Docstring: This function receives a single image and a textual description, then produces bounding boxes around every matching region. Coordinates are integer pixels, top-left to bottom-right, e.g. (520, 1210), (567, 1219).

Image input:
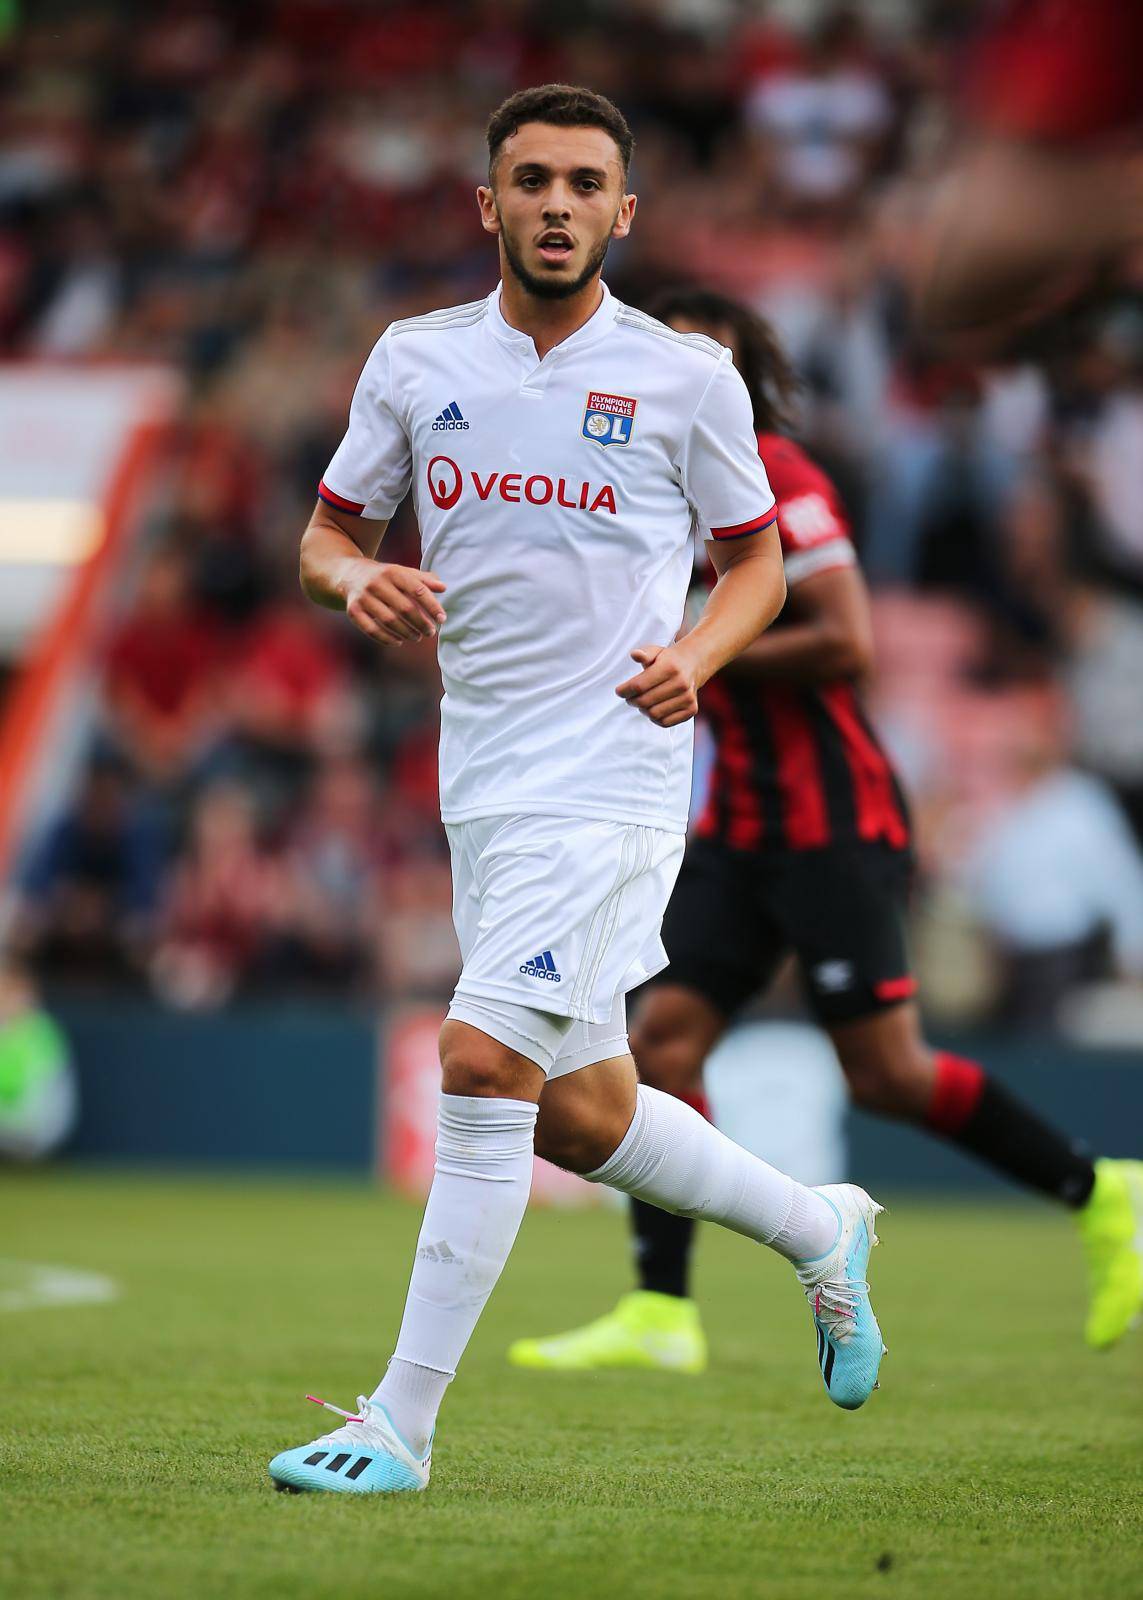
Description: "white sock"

(370, 1358), (450, 1457)
(371, 1093), (537, 1454)
(586, 1085), (838, 1262)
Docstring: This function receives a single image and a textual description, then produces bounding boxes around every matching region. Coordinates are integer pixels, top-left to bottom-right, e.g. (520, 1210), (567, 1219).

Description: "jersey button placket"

(519, 356), (554, 400)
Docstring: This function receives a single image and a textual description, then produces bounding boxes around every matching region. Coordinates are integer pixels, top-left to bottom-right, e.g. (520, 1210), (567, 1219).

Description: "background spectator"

(12, 755), (161, 987)
(3, 0), (1142, 1033)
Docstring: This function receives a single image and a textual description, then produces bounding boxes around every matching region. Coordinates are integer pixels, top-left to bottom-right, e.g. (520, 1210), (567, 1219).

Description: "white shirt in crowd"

(320, 282), (776, 833)
(965, 768), (1143, 973)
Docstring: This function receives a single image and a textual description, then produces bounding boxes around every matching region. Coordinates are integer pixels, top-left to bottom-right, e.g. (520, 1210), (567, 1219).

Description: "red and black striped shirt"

(695, 434), (910, 855)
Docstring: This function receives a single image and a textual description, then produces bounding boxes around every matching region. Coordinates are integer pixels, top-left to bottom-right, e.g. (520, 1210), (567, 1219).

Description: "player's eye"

(577, 180), (600, 192)
(519, 175), (543, 189)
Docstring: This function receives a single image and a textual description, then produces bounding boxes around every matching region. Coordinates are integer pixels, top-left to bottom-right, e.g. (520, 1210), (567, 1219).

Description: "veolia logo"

(425, 455), (618, 516)
(427, 455), (463, 510)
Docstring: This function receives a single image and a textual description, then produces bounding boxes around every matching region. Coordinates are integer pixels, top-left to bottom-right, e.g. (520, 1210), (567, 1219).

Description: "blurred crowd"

(4, 0), (1143, 1027)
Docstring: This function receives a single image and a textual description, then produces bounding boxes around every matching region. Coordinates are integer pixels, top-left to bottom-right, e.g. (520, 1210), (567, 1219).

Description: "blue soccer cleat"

(795, 1185), (887, 1411)
(269, 1395), (431, 1494)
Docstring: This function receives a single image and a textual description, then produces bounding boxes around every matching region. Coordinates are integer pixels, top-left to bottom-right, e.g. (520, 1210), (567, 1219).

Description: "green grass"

(2, 1171), (1140, 1600)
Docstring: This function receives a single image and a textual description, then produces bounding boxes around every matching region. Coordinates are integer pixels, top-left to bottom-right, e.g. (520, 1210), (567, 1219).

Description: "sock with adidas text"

(372, 1093), (537, 1454)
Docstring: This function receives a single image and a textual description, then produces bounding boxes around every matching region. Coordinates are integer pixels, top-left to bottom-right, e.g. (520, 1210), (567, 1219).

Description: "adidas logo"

(417, 1239), (459, 1264)
(432, 401), (469, 432)
(520, 950), (561, 983)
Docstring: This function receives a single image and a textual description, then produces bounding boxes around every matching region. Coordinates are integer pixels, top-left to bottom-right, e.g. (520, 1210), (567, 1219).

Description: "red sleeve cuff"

(318, 480), (366, 514)
(709, 506), (778, 541)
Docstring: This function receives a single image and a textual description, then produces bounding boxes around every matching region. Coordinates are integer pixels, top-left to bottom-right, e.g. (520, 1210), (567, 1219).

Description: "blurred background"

(1, 0), (1141, 1185)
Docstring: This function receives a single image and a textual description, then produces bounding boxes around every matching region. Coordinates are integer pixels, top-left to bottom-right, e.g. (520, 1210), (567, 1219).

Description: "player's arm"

(300, 329), (442, 645)
(616, 352), (784, 728)
(722, 562), (874, 683)
(616, 528), (785, 728)
(299, 500), (445, 644)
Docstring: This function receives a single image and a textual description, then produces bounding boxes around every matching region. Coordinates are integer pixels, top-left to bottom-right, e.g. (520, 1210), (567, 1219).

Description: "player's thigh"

(535, 1053), (638, 1174)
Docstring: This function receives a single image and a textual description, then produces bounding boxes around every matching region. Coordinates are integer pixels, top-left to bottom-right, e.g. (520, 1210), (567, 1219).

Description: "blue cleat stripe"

(327, 1452), (351, 1472)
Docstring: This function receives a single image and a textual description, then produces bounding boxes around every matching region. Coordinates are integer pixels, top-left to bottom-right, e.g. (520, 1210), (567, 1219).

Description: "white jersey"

(320, 282), (776, 832)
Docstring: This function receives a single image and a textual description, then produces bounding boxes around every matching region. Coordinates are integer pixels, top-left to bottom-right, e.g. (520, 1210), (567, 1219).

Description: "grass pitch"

(2, 1170), (1140, 1600)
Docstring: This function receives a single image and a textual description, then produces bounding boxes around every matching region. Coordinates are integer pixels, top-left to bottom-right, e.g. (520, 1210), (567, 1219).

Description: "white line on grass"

(0, 1260), (119, 1313)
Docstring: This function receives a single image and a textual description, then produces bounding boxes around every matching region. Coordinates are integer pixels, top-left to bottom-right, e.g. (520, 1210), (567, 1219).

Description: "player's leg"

(508, 983), (724, 1374)
(624, 841), (789, 1310)
(627, 984), (723, 1301)
(788, 840), (1141, 1349)
(531, 1049), (887, 1410)
(828, 998), (1089, 1186)
(268, 1015), (558, 1495)
(269, 815), (582, 1494)
(533, 1046), (832, 1257)
(827, 1001), (1142, 1348)
(369, 1020), (543, 1439)
(508, 840), (783, 1373)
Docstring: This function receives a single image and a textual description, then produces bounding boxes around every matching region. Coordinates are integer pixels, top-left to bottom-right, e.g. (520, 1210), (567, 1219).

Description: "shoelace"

(805, 1279), (868, 1345)
(305, 1394), (391, 1453)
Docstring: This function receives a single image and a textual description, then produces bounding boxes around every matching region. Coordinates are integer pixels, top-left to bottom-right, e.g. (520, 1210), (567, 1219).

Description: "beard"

(500, 222), (613, 301)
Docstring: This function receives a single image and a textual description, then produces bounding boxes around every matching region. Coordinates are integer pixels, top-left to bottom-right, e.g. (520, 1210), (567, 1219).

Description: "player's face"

(478, 123), (636, 300)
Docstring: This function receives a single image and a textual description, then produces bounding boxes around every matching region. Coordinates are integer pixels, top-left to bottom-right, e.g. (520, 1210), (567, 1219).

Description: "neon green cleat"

(1077, 1158), (1143, 1349)
(507, 1290), (708, 1373)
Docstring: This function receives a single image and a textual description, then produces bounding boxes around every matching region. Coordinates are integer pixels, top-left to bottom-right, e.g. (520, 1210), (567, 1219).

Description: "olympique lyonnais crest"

(582, 390), (637, 448)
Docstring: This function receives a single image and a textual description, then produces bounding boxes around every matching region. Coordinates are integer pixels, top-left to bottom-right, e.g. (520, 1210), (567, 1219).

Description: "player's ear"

(476, 184), (501, 236)
(611, 191), (636, 242)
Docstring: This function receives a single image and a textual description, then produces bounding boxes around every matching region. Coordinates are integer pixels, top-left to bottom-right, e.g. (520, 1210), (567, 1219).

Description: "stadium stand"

(3, 0), (1143, 1030)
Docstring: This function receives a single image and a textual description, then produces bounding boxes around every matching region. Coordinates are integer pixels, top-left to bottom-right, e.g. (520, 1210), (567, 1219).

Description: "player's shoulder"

(611, 302), (728, 370)
(387, 297), (489, 340)
(756, 431), (853, 555)
(756, 432), (836, 501)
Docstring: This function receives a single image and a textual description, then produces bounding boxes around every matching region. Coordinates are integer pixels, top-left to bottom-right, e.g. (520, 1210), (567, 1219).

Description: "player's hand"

(615, 643), (701, 728)
(343, 560), (447, 645)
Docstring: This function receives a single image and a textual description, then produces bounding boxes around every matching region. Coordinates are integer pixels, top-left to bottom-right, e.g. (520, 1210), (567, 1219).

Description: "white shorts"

(446, 814), (686, 1073)
(447, 989), (631, 1080)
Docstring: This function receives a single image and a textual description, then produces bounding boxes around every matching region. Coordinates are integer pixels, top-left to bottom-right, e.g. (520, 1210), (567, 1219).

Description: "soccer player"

(268, 87), (889, 1497)
(507, 289), (1143, 1378)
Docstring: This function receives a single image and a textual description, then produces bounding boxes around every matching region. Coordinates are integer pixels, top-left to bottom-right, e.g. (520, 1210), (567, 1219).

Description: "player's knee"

(843, 1059), (891, 1112)
(840, 1042), (932, 1116)
(439, 1020), (536, 1099)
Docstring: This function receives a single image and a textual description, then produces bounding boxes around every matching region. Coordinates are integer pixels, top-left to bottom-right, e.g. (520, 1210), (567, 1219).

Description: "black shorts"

(652, 838), (916, 1026)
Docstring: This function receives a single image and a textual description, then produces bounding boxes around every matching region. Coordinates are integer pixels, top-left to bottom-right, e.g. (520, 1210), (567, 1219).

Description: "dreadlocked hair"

(643, 286), (801, 435)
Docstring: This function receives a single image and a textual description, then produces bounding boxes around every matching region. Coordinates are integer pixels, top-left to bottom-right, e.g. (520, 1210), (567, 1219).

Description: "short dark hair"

(486, 84), (634, 180)
(644, 286), (801, 435)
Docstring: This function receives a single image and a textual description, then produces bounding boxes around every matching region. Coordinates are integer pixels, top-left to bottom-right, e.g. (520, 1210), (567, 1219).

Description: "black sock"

(630, 1198), (695, 1298)
(928, 1052), (1096, 1208)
